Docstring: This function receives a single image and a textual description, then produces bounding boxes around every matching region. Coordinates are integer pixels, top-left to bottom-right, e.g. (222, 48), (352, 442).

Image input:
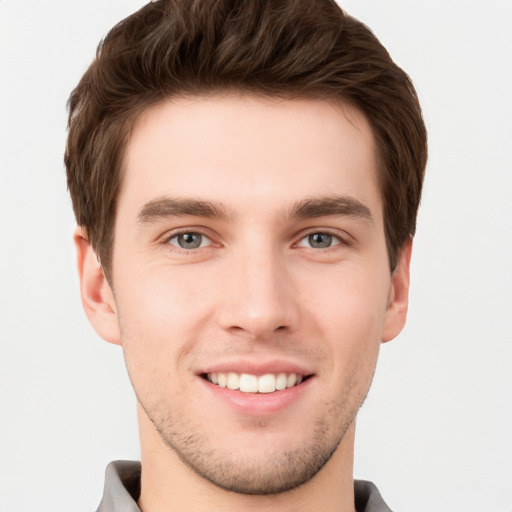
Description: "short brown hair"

(65, 0), (427, 280)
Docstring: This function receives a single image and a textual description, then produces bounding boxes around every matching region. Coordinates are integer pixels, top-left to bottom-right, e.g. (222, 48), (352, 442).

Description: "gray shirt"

(97, 460), (392, 512)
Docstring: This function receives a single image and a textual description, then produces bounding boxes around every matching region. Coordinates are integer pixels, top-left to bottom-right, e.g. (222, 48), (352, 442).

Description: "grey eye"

(169, 232), (206, 249)
(308, 233), (333, 248)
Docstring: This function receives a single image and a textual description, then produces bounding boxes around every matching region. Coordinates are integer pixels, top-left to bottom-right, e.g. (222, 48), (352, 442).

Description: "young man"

(65, 1), (427, 510)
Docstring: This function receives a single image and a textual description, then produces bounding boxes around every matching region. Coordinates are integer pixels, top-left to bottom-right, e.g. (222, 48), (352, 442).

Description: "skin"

(76, 95), (411, 512)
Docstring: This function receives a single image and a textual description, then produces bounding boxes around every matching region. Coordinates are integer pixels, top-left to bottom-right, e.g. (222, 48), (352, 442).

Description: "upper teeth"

(207, 372), (303, 393)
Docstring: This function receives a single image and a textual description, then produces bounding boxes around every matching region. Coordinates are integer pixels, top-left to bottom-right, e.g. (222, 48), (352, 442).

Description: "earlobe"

(382, 238), (412, 343)
(74, 228), (121, 345)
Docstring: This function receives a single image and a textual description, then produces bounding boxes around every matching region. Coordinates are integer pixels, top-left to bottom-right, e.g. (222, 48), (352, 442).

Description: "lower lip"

(199, 376), (313, 415)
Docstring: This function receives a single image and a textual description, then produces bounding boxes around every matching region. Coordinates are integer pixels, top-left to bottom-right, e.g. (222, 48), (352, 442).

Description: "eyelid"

(168, 232), (212, 249)
(161, 227), (220, 249)
(293, 228), (352, 249)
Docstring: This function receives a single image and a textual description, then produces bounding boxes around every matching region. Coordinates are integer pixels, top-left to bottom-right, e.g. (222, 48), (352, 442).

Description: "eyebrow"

(137, 195), (373, 224)
(288, 196), (373, 223)
(137, 197), (231, 223)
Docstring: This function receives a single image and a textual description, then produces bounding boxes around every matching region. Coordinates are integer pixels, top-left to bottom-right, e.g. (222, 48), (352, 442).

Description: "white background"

(1, 1), (511, 511)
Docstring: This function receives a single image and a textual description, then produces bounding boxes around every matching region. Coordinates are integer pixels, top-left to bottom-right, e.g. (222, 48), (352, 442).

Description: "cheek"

(114, 264), (219, 380)
(117, 260), (217, 329)
(300, 263), (390, 366)
(302, 260), (390, 326)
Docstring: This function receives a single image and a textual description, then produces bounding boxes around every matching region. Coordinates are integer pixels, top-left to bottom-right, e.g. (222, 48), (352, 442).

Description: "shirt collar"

(97, 460), (392, 512)
(97, 460), (141, 512)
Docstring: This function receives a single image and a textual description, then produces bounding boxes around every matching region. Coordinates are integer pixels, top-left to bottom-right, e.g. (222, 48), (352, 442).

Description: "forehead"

(119, 94), (381, 221)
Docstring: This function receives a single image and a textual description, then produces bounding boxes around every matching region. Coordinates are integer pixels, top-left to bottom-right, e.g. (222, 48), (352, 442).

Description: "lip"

(197, 372), (314, 416)
(198, 358), (315, 377)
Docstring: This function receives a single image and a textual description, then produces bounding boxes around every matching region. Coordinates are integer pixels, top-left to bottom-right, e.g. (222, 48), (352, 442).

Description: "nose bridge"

(218, 239), (298, 338)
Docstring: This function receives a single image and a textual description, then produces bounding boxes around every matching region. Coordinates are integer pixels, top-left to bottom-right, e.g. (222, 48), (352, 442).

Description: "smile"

(205, 372), (305, 394)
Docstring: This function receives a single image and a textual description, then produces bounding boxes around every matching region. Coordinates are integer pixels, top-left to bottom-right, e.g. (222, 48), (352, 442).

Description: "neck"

(136, 405), (357, 512)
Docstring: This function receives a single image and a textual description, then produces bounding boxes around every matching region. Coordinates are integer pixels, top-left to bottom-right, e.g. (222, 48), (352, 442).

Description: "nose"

(217, 246), (300, 340)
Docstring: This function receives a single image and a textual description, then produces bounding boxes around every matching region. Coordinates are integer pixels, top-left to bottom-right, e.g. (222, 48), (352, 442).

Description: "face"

(79, 95), (410, 494)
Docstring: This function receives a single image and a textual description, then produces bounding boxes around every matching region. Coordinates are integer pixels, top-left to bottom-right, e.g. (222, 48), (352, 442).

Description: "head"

(66, 0), (427, 501)
(66, 0), (427, 283)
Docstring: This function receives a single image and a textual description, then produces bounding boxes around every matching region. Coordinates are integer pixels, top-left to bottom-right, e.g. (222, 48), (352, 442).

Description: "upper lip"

(198, 358), (315, 377)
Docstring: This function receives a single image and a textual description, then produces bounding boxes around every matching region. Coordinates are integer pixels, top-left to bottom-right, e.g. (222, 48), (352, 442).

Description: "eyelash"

(163, 229), (349, 252)
(165, 230), (215, 251)
(294, 231), (346, 250)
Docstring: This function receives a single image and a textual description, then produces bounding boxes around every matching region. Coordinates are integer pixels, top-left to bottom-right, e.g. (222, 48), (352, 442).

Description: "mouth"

(202, 372), (311, 394)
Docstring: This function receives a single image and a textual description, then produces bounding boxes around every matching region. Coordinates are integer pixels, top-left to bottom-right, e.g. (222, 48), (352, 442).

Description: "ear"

(382, 238), (412, 343)
(74, 227), (121, 345)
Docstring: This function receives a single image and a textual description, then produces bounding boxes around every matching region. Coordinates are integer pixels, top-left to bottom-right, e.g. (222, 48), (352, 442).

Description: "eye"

(168, 232), (211, 250)
(297, 232), (342, 249)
